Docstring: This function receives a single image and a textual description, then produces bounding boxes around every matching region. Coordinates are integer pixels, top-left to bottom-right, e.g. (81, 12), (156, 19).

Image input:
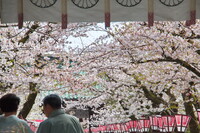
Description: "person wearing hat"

(37, 94), (84, 133)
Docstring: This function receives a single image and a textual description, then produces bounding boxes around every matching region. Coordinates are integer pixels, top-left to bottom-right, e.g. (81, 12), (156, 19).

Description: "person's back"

(37, 109), (83, 133)
(0, 93), (33, 133)
(0, 115), (31, 133)
(37, 94), (84, 133)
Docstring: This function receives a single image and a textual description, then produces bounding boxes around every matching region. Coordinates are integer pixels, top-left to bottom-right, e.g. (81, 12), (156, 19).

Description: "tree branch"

(136, 56), (200, 78)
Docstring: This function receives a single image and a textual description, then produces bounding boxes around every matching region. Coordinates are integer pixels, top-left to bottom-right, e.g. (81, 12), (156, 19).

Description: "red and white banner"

(0, 0), (199, 28)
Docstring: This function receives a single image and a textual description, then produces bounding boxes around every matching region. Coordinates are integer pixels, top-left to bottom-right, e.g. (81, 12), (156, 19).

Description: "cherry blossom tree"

(0, 22), (95, 118)
(72, 21), (200, 132)
(0, 20), (200, 132)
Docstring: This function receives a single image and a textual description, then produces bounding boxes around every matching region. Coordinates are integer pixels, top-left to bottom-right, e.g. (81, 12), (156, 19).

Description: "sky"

(66, 23), (109, 49)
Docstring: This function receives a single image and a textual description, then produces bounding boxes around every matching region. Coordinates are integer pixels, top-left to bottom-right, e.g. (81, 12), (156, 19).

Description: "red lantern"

(149, 116), (159, 131)
(102, 125), (107, 132)
(197, 109), (200, 124)
(84, 128), (89, 133)
(99, 125), (107, 132)
(91, 127), (100, 133)
(162, 116), (176, 132)
(120, 123), (127, 132)
(121, 123), (129, 132)
(137, 121), (142, 132)
(112, 124), (118, 132)
(139, 119), (150, 132)
(175, 114), (191, 132)
(128, 120), (139, 132)
(107, 124), (115, 132)
(96, 127), (102, 132)
(114, 123), (122, 132)
(125, 121), (132, 132)
(98, 125), (103, 132)
(157, 115), (165, 132)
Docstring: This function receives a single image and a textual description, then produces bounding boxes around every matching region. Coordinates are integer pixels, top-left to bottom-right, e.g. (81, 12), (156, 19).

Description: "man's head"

(0, 93), (20, 113)
(42, 94), (62, 117)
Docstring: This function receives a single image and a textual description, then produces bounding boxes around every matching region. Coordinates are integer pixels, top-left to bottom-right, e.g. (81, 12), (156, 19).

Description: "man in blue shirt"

(37, 94), (84, 133)
(0, 93), (33, 133)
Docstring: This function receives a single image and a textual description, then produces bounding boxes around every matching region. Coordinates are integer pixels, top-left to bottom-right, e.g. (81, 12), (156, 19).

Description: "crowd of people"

(0, 93), (84, 133)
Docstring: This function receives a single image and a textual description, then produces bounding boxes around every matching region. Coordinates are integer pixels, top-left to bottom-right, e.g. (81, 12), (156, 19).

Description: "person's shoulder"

(18, 118), (27, 123)
(0, 115), (4, 122)
(65, 114), (79, 121)
(39, 119), (52, 126)
(37, 119), (53, 132)
(17, 118), (31, 128)
(67, 114), (78, 119)
(65, 113), (75, 118)
(10, 117), (34, 133)
(14, 117), (28, 124)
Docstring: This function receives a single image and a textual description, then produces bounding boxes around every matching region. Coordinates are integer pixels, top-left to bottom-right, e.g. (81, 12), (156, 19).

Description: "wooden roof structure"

(0, 0), (199, 29)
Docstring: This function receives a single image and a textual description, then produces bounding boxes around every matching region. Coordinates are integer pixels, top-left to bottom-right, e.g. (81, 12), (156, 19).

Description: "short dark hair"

(43, 94), (61, 109)
(0, 93), (20, 113)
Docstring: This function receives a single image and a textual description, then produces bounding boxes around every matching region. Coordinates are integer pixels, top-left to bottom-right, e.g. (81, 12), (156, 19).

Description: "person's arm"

(17, 120), (34, 133)
(22, 121), (34, 133)
(70, 116), (84, 133)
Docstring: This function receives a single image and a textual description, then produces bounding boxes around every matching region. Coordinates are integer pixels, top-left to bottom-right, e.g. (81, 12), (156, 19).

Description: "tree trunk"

(141, 86), (167, 108)
(19, 82), (38, 119)
(182, 91), (200, 133)
(165, 87), (178, 115)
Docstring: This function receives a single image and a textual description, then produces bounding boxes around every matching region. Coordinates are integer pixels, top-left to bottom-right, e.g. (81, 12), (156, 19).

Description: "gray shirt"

(37, 109), (84, 133)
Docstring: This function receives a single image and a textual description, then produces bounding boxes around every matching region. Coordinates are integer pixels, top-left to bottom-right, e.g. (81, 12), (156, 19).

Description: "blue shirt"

(0, 115), (33, 133)
(37, 109), (84, 133)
